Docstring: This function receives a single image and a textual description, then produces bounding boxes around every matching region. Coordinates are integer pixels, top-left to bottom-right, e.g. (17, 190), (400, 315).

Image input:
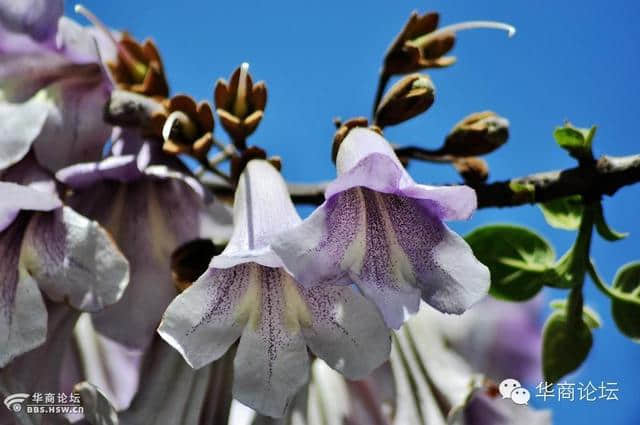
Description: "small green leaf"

(539, 195), (583, 230)
(595, 203), (628, 241)
(542, 311), (593, 382)
(553, 123), (596, 159)
(465, 225), (555, 301)
(611, 262), (640, 341)
(549, 299), (602, 329)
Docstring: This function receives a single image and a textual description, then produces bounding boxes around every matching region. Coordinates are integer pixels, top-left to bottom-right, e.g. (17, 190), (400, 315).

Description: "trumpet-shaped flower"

(57, 128), (232, 349)
(273, 128), (490, 329)
(159, 160), (391, 418)
(0, 155), (129, 367)
(0, 0), (113, 172)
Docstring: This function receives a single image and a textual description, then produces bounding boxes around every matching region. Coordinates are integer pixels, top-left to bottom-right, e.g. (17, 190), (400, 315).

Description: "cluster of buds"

(75, 5), (169, 98)
(106, 33), (169, 98)
(383, 12), (456, 76)
(215, 63), (267, 150)
(151, 95), (215, 159)
(382, 12), (515, 78)
(374, 73), (435, 128)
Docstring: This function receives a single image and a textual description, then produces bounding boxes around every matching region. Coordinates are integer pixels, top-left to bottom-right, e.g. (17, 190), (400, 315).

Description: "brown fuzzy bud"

(442, 111), (509, 156)
(215, 63), (267, 149)
(171, 239), (222, 292)
(453, 157), (489, 184)
(151, 94), (215, 159)
(375, 74), (435, 128)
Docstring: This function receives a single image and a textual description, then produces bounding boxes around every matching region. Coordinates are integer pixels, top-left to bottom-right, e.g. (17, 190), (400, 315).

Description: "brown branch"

(105, 91), (640, 209)
(204, 155), (640, 208)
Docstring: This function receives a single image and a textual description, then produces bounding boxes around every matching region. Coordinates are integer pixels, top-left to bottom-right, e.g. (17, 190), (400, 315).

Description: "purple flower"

(57, 128), (233, 350)
(436, 297), (543, 384)
(273, 128), (489, 328)
(0, 155), (129, 367)
(0, 0), (113, 172)
(158, 160), (391, 418)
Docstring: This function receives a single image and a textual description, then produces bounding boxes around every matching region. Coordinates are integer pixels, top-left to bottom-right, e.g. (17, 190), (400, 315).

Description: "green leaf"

(595, 203), (628, 241)
(542, 311), (593, 382)
(465, 225), (555, 301)
(549, 299), (602, 329)
(611, 262), (640, 341)
(553, 124), (596, 159)
(539, 195), (583, 230)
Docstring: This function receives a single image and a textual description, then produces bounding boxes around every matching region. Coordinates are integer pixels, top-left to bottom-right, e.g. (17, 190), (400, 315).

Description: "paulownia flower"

(0, 155), (129, 367)
(159, 159), (391, 418)
(273, 128), (490, 329)
(0, 0), (114, 172)
(57, 128), (232, 349)
(244, 301), (548, 425)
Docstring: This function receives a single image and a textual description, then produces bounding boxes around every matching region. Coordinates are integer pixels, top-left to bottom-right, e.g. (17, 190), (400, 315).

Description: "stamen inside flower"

(74, 4), (148, 82)
(233, 62), (250, 118)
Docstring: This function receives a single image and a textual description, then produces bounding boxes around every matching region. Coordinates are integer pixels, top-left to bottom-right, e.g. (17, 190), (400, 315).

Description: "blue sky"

(66, 1), (640, 422)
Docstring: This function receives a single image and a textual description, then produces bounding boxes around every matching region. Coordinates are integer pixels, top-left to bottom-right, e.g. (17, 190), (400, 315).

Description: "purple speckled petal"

(56, 155), (143, 188)
(0, 0), (63, 41)
(20, 206), (129, 312)
(275, 186), (488, 329)
(0, 95), (50, 170)
(232, 267), (310, 418)
(378, 191), (489, 316)
(158, 266), (251, 369)
(213, 160), (301, 269)
(0, 215), (47, 367)
(0, 181), (60, 232)
(33, 75), (112, 172)
(330, 128), (476, 221)
(301, 284), (390, 379)
(272, 196), (354, 288)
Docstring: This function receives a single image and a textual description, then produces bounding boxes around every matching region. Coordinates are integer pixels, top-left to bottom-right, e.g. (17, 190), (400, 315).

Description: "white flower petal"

(302, 285), (391, 379)
(158, 267), (251, 369)
(21, 206), (129, 312)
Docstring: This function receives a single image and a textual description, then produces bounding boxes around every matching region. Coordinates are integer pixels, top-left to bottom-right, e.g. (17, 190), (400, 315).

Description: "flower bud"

(215, 63), (267, 149)
(151, 95), (215, 159)
(375, 74), (435, 128)
(453, 157), (489, 184)
(442, 111), (509, 156)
